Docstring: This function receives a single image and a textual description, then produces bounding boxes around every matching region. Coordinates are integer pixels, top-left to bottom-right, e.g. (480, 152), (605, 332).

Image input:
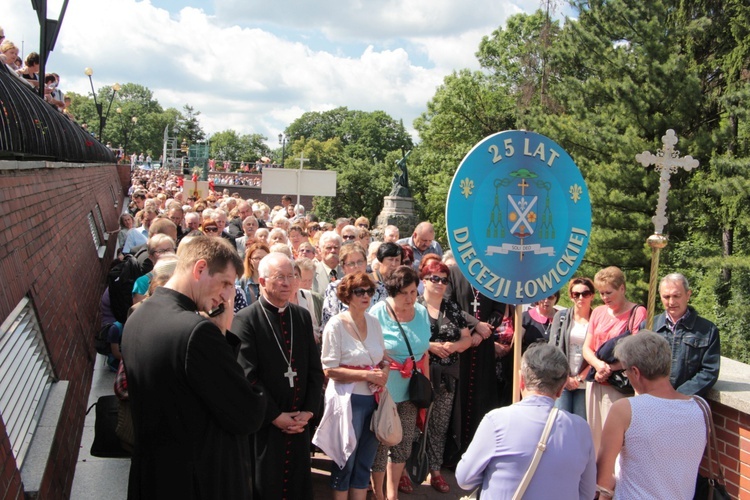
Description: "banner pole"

(512, 304), (523, 403)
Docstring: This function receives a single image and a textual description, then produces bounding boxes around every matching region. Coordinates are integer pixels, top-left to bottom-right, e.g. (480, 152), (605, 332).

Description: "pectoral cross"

(284, 366), (297, 388)
(471, 290), (481, 315)
(635, 129), (699, 234)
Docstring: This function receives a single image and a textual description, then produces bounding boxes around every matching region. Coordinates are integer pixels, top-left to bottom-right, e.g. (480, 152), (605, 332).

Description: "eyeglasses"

(342, 235), (357, 240)
(343, 259), (366, 269)
(203, 227), (218, 233)
(426, 275), (449, 285)
(571, 290), (593, 299)
(269, 274), (296, 283)
(352, 288), (376, 297)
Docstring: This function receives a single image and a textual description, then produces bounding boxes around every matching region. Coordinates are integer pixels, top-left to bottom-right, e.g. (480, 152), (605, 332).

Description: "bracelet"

(596, 484), (614, 498)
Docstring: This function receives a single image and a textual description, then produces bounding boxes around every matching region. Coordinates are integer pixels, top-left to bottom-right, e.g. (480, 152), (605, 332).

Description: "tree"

(412, 69), (517, 242)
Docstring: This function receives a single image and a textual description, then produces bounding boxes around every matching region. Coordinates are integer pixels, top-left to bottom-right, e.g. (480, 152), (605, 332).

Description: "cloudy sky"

(6, 0), (550, 145)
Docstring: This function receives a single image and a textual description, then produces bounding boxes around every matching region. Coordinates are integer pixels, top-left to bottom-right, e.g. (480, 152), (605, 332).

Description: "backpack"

(107, 254), (145, 324)
(95, 323), (114, 355)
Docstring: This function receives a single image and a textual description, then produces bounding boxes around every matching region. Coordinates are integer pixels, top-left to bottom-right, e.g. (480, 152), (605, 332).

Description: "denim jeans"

(555, 387), (586, 420)
(330, 394), (379, 491)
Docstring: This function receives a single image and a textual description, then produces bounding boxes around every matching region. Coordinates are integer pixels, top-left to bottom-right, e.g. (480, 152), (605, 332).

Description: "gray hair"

(269, 243), (293, 258)
(258, 252), (294, 278)
(659, 273), (690, 292)
(147, 234), (176, 254)
(318, 231), (342, 248)
(295, 257), (316, 273)
(520, 344), (569, 396)
(613, 331), (671, 380)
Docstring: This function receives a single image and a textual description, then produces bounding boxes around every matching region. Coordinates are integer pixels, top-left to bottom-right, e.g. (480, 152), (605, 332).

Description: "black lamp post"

(278, 133), (287, 166)
(119, 110), (138, 161)
(84, 67), (119, 143)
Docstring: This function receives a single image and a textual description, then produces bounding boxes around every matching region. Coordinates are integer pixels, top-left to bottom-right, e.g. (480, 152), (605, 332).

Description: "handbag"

(86, 395), (131, 458)
(406, 404), (433, 485)
(386, 302), (433, 408)
(370, 388), (403, 447)
(585, 305), (643, 395)
(693, 397), (730, 500)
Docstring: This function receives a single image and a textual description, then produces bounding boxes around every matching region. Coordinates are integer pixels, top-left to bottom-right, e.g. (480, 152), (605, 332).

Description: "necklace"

(348, 312), (368, 343)
(260, 298), (296, 387)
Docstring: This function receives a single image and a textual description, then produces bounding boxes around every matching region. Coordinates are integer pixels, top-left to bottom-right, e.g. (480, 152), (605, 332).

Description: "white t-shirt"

(321, 313), (385, 395)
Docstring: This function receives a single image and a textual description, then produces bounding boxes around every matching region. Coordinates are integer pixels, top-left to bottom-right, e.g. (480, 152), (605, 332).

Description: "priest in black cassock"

(122, 236), (266, 500)
(445, 264), (511, 461)
(232, 252), (324, 500)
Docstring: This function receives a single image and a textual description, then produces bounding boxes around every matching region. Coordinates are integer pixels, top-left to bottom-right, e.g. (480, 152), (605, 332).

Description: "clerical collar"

(260, 295), (288, 314)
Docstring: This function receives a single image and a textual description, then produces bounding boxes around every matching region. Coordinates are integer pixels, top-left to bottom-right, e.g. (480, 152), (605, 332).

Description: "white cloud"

(4, 0), (540, 146)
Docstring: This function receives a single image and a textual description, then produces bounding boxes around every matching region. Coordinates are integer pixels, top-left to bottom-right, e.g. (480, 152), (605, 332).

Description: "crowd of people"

(0, 26), (78, 119)
(104, 166), (723, 500)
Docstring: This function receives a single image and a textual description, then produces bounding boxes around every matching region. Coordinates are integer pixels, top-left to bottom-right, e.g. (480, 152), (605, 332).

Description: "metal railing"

(0, 65), (115, 163)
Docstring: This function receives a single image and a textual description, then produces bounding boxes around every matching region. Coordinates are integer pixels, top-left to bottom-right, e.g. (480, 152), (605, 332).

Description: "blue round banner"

(446, 130), (591, 304)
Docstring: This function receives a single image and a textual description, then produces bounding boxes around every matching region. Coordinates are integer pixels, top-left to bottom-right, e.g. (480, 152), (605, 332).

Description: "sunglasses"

(309, 225), (320, 231)
(571, 290), (593, 299)
(342, 235), (357, 240)
(204, 226), (218, 233)
(352, 287), (376, 297)
(426, 275), (449, 285)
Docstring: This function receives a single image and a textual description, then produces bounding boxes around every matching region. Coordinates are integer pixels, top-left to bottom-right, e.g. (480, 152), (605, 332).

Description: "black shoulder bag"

(386, 302), (433, 408)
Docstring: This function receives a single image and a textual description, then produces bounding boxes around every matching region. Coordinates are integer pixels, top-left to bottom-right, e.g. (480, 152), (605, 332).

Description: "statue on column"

(389, 150), (411, 198)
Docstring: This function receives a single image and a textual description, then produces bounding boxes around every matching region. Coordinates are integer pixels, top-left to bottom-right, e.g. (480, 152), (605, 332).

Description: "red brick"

(0, 162), (122, 498)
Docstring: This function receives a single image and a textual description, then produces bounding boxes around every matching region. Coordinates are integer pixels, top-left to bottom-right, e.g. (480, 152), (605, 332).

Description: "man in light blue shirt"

(397, 221), (442, 270)
(122, 208), (156, 253)
(456, 344), (596, 499)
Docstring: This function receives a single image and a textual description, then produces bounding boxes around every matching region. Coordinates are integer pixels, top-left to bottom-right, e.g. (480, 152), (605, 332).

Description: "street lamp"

(278, 133), (287, 166)
(84, 67), (120, 143)
(117, 109), (138, 161)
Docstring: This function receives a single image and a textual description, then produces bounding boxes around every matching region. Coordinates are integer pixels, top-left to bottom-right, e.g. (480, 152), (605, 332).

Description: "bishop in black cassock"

(233, 259), (324, 500)
(446, 265), (510, 458)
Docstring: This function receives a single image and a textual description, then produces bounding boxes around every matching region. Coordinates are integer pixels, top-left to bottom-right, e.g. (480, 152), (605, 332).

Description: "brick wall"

(0, 161), (123, 499)
(709, 399), (750, 498)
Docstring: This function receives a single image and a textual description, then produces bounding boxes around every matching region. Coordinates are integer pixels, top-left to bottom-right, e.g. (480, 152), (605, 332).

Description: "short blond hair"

(594, 266), (626, 290)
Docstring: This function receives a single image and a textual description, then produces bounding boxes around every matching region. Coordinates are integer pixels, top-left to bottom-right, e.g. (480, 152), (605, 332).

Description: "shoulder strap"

(512, 407), (558, 500)
(693, 396), (725, 486)
(385, 301), (417, 364)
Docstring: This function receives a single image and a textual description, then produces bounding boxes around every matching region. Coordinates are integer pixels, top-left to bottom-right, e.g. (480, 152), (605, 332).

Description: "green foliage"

(68, 84), (206, 158)
(412, 1), (750, 359)
(284, 109), (412, 220)
(210, 130), (270, 163)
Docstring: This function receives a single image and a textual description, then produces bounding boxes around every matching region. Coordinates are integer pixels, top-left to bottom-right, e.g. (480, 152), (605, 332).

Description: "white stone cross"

(635, 129), (699, 234)
(294, 155), (310, 205)
(284, 366), (297, 388)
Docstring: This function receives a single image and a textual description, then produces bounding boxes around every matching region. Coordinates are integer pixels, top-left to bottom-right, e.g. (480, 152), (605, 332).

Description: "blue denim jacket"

(647, 307), (720, 397)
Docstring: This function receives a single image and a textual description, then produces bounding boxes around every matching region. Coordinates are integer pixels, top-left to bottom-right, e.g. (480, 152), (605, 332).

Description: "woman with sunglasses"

(201, 220), (219, 236)
(548, 277), (595, 419)
(417, 260), (472, 494)
(314, 272), (387, 500)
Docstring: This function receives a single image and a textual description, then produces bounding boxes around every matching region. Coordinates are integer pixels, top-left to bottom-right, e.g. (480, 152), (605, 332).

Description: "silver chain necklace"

(260, 298), (296, 387)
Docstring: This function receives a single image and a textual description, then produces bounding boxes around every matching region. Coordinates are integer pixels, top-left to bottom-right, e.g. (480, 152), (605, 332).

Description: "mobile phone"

(207, 303), (225, 318)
